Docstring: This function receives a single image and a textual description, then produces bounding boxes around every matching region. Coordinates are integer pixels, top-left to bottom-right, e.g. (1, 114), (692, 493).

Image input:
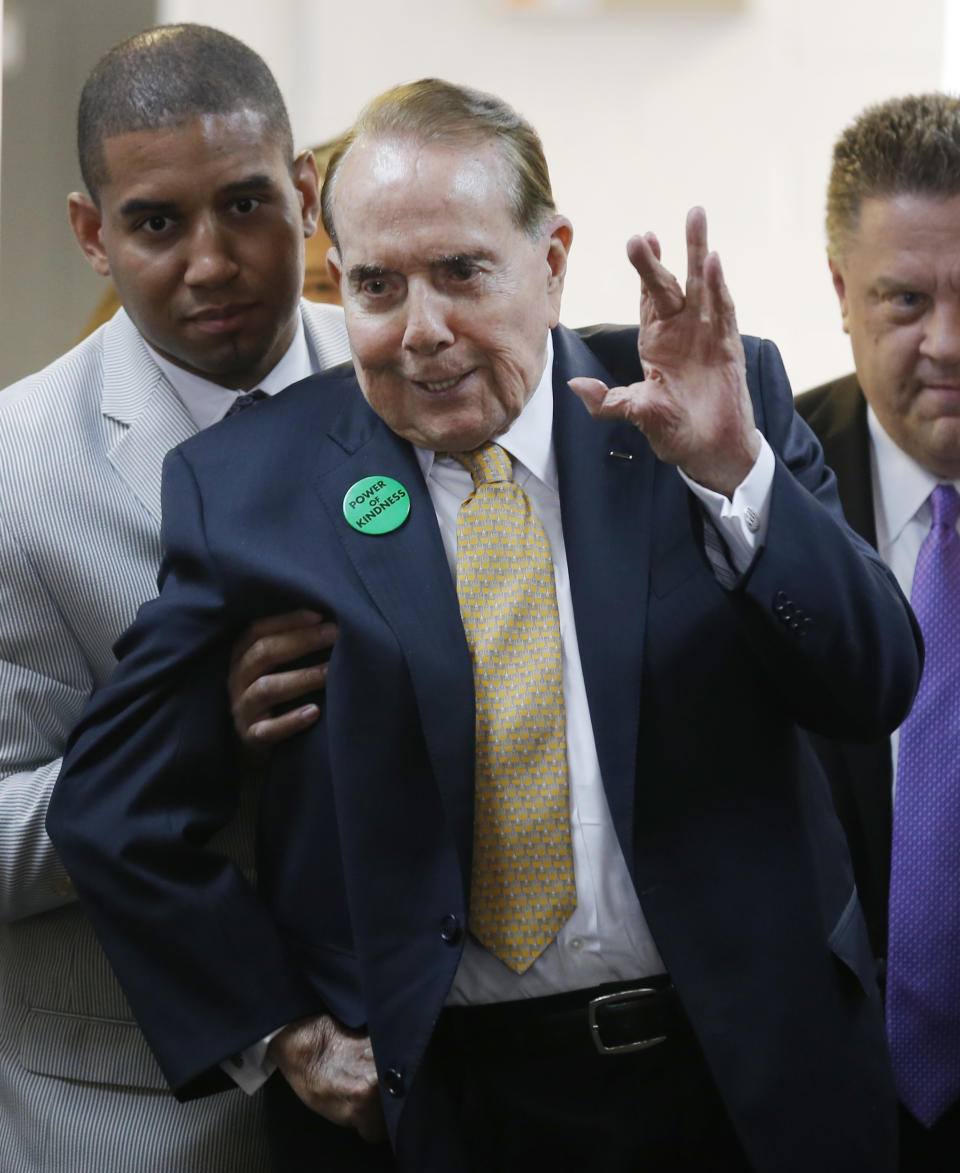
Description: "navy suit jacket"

(795, 374), (895, 962)
(50, 327), (920, 1171)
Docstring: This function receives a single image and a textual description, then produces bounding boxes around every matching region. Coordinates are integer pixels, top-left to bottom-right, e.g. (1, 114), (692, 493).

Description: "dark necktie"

(887, 483), (960, 1127)
(223, 389), (268, 419)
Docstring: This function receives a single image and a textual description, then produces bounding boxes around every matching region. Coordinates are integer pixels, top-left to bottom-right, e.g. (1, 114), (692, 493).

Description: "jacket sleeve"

(46, 446), (320, 1097)
(0, 511), (92, 922)
(577, 323), (922, 738)
(735, 337), (922, 740)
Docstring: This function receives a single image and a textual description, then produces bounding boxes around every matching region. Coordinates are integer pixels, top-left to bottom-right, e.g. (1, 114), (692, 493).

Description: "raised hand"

(570, 207), (760, 498)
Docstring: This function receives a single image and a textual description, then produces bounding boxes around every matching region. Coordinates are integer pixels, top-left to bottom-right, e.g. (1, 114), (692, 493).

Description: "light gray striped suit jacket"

(0, 304), (351, 1171)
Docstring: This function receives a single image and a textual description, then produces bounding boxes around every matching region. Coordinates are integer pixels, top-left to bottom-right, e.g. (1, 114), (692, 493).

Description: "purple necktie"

(887, 483), (960, 1127)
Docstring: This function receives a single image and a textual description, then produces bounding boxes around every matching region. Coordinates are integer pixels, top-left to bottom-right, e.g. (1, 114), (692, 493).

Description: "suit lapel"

(812, 376), (877, 547)
(99, 312), (197, 522)
(300, 298), (353, 370)
(311, 328), (657, 881)
(798, 375), (893, 943)
(821, 381), (893, 902)
(552, 326), (655, 872)
(312, 392), (477, 882)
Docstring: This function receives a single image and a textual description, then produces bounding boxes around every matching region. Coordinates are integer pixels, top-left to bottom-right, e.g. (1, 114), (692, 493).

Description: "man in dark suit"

(48, 79), (921, 1172)
(797, 92), (960, 1170)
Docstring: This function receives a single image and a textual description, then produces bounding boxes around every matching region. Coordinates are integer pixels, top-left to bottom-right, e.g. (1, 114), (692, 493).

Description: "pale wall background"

(1, 0), (952, 389)
(1, 0), (154, 383)
(157, 0), (947, 393)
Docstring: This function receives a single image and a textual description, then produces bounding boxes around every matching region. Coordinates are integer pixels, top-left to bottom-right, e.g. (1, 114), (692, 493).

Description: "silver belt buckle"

(587, 987), (668, 1055)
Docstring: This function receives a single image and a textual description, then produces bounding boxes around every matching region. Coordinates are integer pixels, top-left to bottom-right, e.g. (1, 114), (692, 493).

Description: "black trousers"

(427, 978), (750, 1172)
(264, 1072), (397, 1171)
(265, 979), (750, 1172)
(899, 1099), (960, 1172)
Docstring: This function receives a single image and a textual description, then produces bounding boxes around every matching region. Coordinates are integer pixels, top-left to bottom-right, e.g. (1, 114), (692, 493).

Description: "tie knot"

(452, 442), (513, 488)
(930, 483), (960, 531)
(224, 389), (268, 419)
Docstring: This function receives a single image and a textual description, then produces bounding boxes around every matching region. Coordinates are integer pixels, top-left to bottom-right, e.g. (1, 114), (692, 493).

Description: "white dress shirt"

(866, 406), (960, 787)
(419, 333), (774, 1003)
(145, 313), (316, 425)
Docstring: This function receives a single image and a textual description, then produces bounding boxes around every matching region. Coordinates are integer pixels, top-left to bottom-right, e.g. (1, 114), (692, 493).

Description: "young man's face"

(71, 108), (320, 390)
(831, 192), (960, 479)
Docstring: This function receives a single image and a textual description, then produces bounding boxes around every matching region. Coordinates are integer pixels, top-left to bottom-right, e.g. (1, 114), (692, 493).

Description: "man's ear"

(68, 193), (110, 277)
(545, 216), (573, 329)
(828, 256), (851, 335)
(292, 150), (322, 239)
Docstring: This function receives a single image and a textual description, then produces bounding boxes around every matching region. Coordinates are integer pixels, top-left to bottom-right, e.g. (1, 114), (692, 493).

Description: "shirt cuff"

(678, 431), (774, 576)
(220, 1026), (285, 1095)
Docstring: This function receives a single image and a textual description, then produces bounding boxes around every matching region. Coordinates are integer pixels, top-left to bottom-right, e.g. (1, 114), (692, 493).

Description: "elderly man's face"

(327, 137), (571, 451)
(831, 192), (960, 479)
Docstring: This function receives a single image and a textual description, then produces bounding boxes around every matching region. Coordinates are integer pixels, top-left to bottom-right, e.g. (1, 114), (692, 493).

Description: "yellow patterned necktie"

(452, 442), (577, 974)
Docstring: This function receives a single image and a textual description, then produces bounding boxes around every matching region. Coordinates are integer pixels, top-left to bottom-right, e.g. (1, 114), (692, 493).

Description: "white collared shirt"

(417, 333), (774, 1002)
(867, 405), (960, 786)
(145, 313), (316, 427)
(868, 405), (960, 595)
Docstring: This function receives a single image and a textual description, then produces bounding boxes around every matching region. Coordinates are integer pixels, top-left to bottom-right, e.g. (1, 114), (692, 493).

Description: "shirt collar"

(866, 404), (948, 545)
(145, 312), (313, 431)
(414, 331), (556, 489)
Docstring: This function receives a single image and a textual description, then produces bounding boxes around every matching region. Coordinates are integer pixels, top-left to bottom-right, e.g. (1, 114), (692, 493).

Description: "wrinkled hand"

(229, 609), (336, 752)
(268, 1014), (386, 1142)
(569, 207), (760, 498)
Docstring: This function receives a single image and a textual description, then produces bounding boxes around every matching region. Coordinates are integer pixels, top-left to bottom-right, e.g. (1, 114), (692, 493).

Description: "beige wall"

(159, 0), (945, 394)
(0, 0), (154, 385)
(1, 0), (947, 390)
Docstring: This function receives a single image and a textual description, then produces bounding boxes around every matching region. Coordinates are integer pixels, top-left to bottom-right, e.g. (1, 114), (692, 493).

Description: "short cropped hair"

(827, 92), (960, 260)
(321, 78), (556, 246)
(78, 23), (294, 203)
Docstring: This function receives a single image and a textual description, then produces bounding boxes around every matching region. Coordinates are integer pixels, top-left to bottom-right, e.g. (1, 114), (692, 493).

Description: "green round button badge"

(342, 475), (410, 535)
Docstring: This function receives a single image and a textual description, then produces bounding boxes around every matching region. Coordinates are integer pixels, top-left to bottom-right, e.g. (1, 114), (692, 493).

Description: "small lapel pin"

(607, 450), (634, 461)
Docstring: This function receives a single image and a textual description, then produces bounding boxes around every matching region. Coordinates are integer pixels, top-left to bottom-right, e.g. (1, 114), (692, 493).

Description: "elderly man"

(797, 92), (960, 1170)
(49, 79), (920, 1172)
(0, 24), (350, 1171)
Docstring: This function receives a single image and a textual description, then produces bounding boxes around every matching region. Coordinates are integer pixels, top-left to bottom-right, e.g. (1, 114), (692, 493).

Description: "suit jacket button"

(383, 1066), (405, 1097)
(440, 914), (462, 945)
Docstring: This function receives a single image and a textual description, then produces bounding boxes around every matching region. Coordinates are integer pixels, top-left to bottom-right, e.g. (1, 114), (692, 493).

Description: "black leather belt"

(438, 976), (692, 1059)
